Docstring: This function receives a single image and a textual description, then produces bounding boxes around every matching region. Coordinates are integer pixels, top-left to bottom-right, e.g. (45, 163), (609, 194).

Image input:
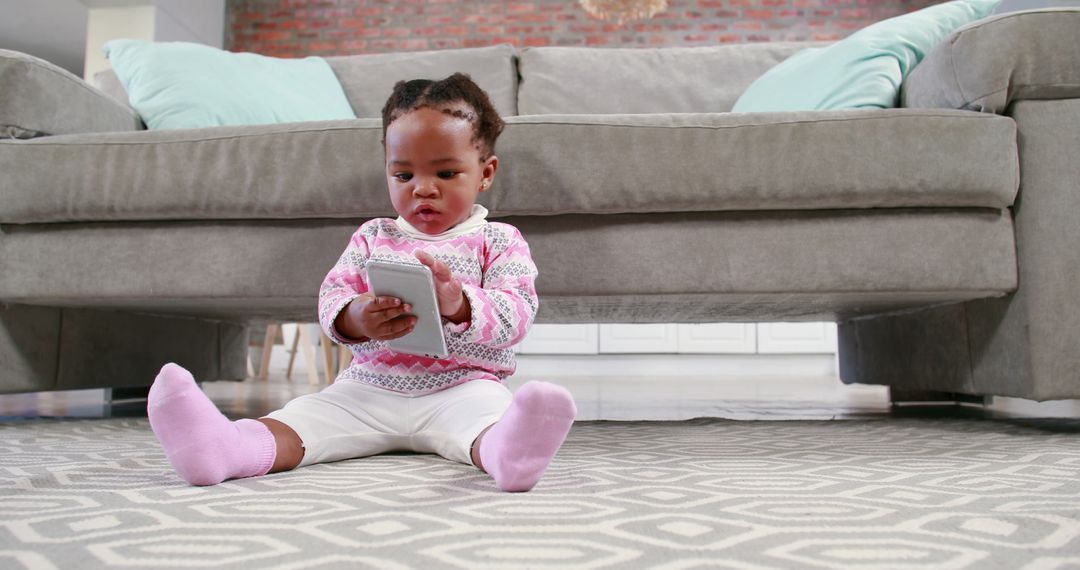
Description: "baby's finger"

(415, 252), (451, 281)
(429, 259), (454, 283)
(414, 250), (435, 267)
(376, 304), (412, 321)
(379, 315), (416, 339)
(365, 296), (402, 312)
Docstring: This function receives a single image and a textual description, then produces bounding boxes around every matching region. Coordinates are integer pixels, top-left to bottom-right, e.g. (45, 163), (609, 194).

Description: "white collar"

(394, 204), (489, 241)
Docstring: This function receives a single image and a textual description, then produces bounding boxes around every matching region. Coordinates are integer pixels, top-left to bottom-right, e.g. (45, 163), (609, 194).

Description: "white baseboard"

(515, 353), (838, 378)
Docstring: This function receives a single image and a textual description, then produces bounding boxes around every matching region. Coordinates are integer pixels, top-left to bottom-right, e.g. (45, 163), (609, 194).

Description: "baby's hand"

(349, 293), (416, 341)
(414, 251), (470, 323)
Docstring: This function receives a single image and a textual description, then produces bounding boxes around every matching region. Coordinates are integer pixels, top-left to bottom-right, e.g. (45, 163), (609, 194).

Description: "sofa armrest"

(0, 49), (143, 139)
(901, 8), (1080, 113)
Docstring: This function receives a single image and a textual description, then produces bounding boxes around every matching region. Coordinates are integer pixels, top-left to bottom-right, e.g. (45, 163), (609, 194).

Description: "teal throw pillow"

(104, 40), (356, 129)
(731, 0), (1001, 112)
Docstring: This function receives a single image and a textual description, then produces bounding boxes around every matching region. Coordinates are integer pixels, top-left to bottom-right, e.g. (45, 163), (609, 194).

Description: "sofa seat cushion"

(0, 109), (1016, 224)
(494, 109), (1017, 215)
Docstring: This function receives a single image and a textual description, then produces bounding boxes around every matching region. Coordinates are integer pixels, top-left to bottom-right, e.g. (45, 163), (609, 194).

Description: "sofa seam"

(9, 289), (1015, 301)
(505, 112), (1007, 130)
(3, 112), (1005, 147)
(1, 201), (1018, 224)
(0, 113), (1006, 147)
(964, 83), (1080, 109)
(948, 38), (969, 105)
(0, 123), (382, 146)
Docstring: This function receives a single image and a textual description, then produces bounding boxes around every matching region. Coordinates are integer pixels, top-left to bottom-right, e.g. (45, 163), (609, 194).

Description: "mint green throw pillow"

(104, 40), (356, 130)
(731, 0), (1000, 112)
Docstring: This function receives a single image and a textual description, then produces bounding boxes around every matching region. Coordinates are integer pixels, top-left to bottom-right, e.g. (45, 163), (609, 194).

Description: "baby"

(147, 73), (576, 492)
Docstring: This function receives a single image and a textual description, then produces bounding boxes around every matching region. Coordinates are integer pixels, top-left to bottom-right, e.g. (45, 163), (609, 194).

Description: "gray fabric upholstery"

(0, 119), (392, 224)
(538, 293), (1000, 325)
(0, 109), (1017, 224)
(0, 304), (247, 394)
(92, 69), (129, 105)
(325, 44), (519, 118)
(839, 98), (1080, 401)
(517, 43), (824, 114)
(0, 49), (142, 138)
(2, 10), (1078, 397)
(494, 110), (1017, 215)
(901, 8), (1080, 112)
(0, 209), (1016, 324)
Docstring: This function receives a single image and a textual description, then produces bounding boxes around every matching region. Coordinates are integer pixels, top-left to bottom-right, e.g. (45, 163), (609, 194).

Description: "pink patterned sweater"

(318, 218), (539, 394)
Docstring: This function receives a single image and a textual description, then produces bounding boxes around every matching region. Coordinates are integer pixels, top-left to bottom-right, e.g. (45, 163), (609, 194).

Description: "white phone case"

(365, 259), (449, 359)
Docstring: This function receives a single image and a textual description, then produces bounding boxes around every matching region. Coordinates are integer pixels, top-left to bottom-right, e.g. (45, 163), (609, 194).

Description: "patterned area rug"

(2, 417), (1080, 569)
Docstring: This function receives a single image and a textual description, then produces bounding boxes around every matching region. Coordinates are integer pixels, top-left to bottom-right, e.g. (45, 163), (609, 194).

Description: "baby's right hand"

(350, 294), (416, 341)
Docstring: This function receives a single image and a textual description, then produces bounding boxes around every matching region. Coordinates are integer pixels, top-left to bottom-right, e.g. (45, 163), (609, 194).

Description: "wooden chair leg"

(295, 324), (321, 386)
(285, 324), (300, 380)
(258, 323), (279, 380)
(320, 330), (336, 385)
(338, 344), (351, 375)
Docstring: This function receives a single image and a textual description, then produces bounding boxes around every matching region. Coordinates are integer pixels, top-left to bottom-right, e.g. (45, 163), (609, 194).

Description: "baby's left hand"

(415, 251), (470, 323)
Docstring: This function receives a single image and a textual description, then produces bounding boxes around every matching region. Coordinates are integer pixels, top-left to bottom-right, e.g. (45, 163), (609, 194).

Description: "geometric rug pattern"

(1, 417), (1079, 569)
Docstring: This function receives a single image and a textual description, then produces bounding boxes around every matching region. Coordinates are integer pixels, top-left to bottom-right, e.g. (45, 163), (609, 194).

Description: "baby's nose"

(413, 180), (438, 196)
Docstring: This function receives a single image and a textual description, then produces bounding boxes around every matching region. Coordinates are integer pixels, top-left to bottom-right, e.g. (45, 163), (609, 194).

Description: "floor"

(4, 344), (1080, 421)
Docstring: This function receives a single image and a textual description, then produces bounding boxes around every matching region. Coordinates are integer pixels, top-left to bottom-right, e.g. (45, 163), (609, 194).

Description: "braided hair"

(381, 72), (505, 161)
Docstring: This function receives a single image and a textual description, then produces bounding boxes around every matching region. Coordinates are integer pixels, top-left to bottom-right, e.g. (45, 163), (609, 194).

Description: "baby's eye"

(437, 171), (457, 179)
(393, 173), (412, 182)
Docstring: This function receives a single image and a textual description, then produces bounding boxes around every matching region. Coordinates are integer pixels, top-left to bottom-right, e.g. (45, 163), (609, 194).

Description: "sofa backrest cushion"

(516, 43), (821, 115)
(326, 44), (519, 118)
(0, 49), (142, 138)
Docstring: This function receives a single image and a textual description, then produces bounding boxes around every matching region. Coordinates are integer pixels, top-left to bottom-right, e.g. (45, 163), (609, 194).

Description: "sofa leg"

(837, 293), (1064, 401)
(888, 388), (991, 407)
(102, 385), (153, 417)
(0, 304), (248, 394)
(838, 302), (980, 394)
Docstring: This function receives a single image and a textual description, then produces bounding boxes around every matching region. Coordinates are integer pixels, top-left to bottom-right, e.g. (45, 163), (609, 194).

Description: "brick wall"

(227, 0), (944, 57)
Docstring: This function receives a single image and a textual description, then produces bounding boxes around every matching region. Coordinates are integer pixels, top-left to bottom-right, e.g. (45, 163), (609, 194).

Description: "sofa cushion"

(0, 210), (1016, 322)
(494, 110), (1016, 215)
(732, 0), (1000, 112)
(901, 8), (1080, 113)
(0, 109), (1016, 224)
(0, 49), (142, 138)
(517, 43), (821, 115)
(325, 44), (519, 118)
(104, 40), (356, 130)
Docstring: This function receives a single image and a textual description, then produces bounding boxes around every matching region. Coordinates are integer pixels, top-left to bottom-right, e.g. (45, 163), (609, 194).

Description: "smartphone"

(365, 258), (449, 359)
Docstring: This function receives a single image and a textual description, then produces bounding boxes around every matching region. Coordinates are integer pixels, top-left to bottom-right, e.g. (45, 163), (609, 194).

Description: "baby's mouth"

(415, 204), (440, 220)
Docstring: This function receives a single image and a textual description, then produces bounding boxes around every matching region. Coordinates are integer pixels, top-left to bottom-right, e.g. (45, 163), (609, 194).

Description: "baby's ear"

(482, 155), (499, 182)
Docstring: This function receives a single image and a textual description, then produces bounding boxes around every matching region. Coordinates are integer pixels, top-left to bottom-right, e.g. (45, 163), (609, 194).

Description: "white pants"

(265, 379), (513, 467)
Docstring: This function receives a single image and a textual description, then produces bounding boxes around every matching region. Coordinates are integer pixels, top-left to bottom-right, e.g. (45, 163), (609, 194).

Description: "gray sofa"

(2, 9), (1078, 401)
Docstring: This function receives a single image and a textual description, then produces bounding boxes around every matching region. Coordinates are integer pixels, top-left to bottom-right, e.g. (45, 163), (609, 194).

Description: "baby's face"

(385, 107), (495, 236)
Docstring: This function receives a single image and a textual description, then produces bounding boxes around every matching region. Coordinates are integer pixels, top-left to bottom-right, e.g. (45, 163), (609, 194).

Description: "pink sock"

(147, 363), (277, 486)
(479, 381), (576, 492)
